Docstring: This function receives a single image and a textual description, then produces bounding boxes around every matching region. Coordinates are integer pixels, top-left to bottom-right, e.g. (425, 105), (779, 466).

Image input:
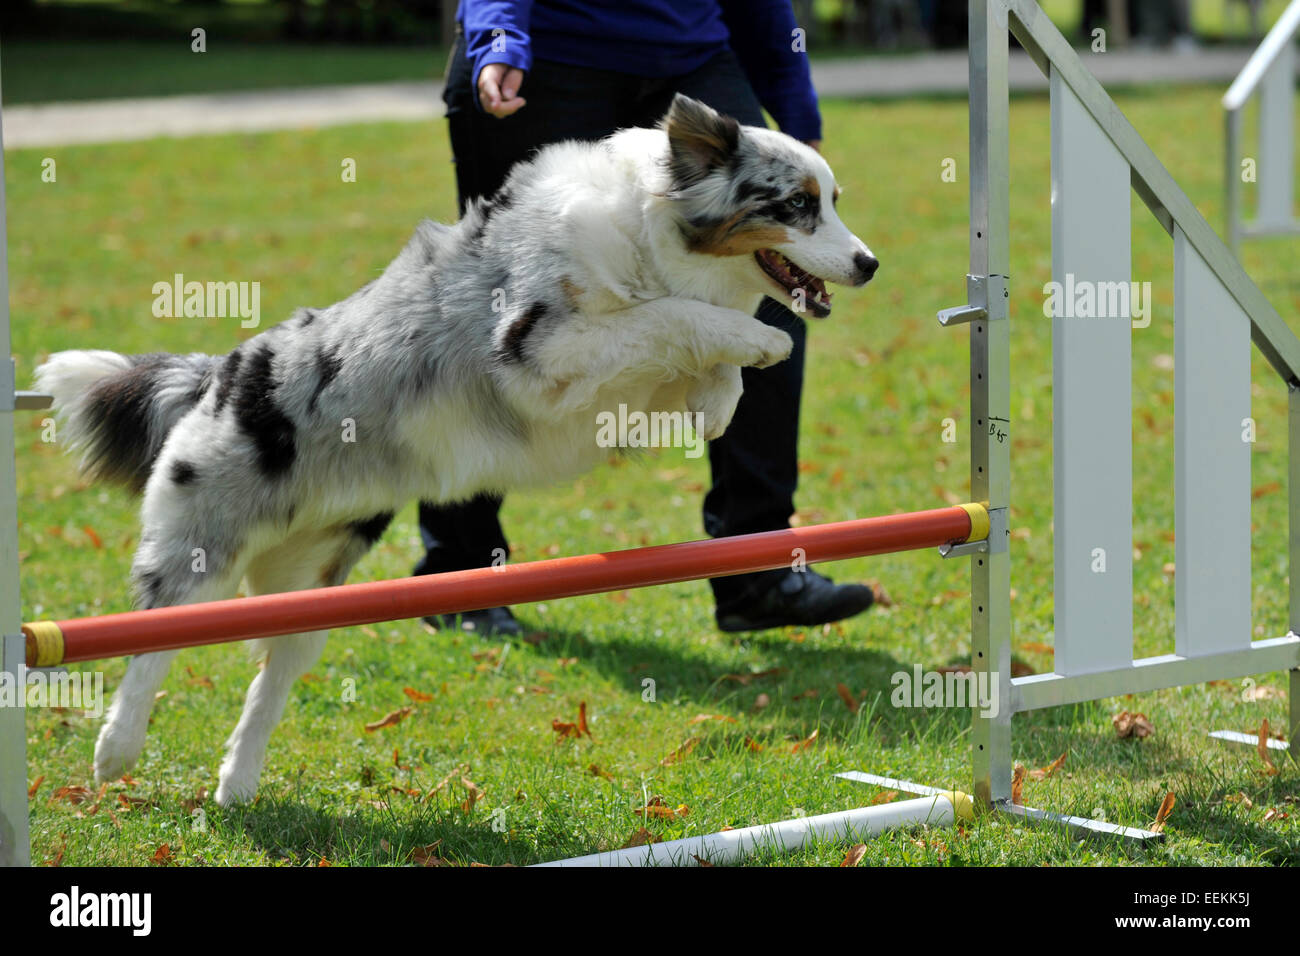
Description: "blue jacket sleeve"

(719, 0), (822, 142)
(460, 0), (534, 95)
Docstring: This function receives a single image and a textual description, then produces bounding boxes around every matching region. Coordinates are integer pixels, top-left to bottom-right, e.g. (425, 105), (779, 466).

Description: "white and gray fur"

(34, 95), (876, 806)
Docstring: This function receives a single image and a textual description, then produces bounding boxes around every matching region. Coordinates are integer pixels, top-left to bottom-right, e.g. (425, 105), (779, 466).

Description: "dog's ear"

(663, 94), (739, 188)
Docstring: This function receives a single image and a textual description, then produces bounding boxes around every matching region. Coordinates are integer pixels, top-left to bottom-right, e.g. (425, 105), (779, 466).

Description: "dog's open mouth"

(754, 250), (832, 318)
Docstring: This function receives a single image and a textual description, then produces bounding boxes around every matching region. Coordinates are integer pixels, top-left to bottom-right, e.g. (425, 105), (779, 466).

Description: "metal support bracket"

(994, 800), (1165, 844)
(1207, 729), (1290, 751)
(937, 274), (1009, 327)
(836, 771), (1162, 845)
(0, 357), (51, 413)
(939, 539), (989, 559)
(15, 393), (52, 411)
(985, 505), (1009, 554)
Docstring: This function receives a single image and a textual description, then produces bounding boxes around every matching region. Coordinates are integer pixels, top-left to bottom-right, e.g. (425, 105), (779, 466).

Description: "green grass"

(8, 87), (1300, 866)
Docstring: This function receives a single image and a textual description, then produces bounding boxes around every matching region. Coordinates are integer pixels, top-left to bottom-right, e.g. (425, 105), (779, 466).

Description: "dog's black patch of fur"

(135, 569), (165, 610)
(170, 460), (198, 485)
(308, 345), (343, 413)
(735, 180), (780, 204)
(233, 345), (298, 479)
(191, 365), (214, 404)
(297, 308), (317, 328)
(214, 348), (243, 414)
(349, 511), (394, 547)
(500, 302), (547, 363)
(79, 354), (175, 494)
(754, 193), (821, 233)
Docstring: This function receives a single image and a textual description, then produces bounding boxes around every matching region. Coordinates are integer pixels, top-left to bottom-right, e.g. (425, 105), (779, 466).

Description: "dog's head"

(661, 94), (877, 318)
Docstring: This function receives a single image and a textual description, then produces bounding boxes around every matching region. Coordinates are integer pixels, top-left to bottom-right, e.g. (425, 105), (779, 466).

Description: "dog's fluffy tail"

(34, 349), (217, 493)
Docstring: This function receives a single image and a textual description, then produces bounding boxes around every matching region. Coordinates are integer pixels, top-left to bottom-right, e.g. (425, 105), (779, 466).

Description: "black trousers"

(415, 37), (807, 609)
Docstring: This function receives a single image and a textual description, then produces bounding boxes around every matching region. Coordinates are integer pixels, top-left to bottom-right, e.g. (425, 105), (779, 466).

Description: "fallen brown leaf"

(1028, 752), (1067, 781)
(460, 776), (484, 813)
(688, 713), (738, 726)
(621, 827), (659, 849)
(871, 790), (900, 806)
(48, 785), (95, 807)
(1150, 792), (1176, 833)
(660, 737), (701, 766)
(1258, 719), (1280, 776)
(42, 833), (66, 867)
(1011, 763), (1026, 805)
(402, 687), (434, 702)
(841, 844), (868, 867)
(364, 706), (414, 733)
(790, 728), (819, 754)
(635, 801), (690, 819)
(412, 840), (450, 866)
(1112, 710), (1154, 739)
(836, 683), (860, 714)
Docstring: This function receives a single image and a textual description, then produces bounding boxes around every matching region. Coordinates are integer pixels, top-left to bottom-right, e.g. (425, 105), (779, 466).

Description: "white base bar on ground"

(1209, 729), (1290, 751)
(533, 793), (970, 868)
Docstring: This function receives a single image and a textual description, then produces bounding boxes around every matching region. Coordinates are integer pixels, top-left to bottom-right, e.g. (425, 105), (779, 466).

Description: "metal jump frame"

(1224, 0), (1300, 255)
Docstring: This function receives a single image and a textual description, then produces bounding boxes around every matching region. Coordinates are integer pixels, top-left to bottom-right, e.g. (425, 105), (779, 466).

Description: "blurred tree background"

(0, 1), (1292, 104)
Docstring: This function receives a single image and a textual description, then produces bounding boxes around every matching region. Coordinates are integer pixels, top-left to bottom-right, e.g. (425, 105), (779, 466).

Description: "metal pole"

(1226, 107), (1242, 256)
(0, 56), (31, 867)
(967, 0), (1013, 808)
(1291, 383), (1300, 761)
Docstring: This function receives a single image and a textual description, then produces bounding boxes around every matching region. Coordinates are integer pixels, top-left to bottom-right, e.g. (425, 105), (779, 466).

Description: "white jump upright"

(1224, 0), (1300, 254)
(1173, 227), (1252, 659)
(842, 0), (1300, 843)
(1049, 71), (1133, 676)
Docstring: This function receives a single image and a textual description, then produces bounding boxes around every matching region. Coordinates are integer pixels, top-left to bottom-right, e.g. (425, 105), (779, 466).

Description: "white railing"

(1224, 0), (1300, 254)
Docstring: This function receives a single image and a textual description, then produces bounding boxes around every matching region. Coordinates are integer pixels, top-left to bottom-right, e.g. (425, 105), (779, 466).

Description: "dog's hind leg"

(215, 516), (391, 806)
(94, 540), (247, 783)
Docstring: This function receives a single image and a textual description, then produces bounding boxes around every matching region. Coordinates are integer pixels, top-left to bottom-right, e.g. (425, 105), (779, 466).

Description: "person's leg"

(419, 39), (643, 632)
(646, 51), (874, 630)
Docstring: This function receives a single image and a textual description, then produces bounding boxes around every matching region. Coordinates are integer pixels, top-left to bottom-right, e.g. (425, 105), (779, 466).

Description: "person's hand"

(478, 63), (527, 118)
(803, 139), (822, 153)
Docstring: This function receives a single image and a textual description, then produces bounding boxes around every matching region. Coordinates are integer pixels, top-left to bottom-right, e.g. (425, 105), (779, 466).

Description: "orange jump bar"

(23, 503), (988, 667)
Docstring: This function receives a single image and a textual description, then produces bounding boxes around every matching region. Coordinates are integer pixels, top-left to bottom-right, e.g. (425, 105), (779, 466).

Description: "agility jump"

(22, 504), (988, 668)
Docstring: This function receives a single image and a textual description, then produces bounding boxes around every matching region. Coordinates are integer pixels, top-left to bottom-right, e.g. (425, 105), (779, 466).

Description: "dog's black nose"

(854, 252), (879, 285)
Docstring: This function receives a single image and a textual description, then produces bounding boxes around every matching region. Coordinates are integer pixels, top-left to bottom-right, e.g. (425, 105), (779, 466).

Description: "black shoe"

(425, 606), (522, 637)
(715, 569), (875, 632)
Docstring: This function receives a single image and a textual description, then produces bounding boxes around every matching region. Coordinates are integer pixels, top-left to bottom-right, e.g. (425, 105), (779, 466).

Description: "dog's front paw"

(94, 720), (146, 783)
(727, 325), (793, 370)
(687, 364), (743, 441)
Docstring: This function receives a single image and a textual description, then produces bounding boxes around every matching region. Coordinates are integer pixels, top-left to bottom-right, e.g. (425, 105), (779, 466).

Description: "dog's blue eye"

(789, 195), (806, 209)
